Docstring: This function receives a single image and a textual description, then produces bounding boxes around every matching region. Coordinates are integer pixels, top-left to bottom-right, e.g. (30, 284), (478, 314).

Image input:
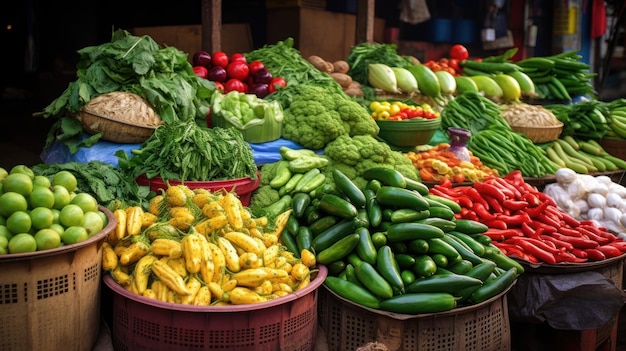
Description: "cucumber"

(294, 168), (321, 193)
(403, 176), (429, 196)
(316, 233), (360, 265)
(406, 271), (483, 294)
(379, 292), (457, 314)
(308, 215), (338, 237)
(387, 222), (445, 242)
(453, 219), (489, 234)
(355, 227), (377, 265)
(376, 186), (430, 211)
(362, 167), (407, 188)
(416, 217), (457, 232)
(291, 192), (311, 219)
(447, 259), (474, 275)
(427, 237), (460, 259)
(395, 253), (416, 269)
(376, 245), (405, 294)
(295, 225), (313, 253)
(482, 245), (525, 274)
(311, 218), (359, 253)
(448, 231), (486, 257)
(354, 260), (394, 299)
(324, 276), (380, 309)
(364, 189), (382, 228)
(333, 169), (366, 208)
(440, 234), (483, 265)
(426, 206), (456, 220)
(468, 267), (517, 304)
(412, 254), (438, 278)
(318, 194), (358, 219)
(390, 208), (430, 223)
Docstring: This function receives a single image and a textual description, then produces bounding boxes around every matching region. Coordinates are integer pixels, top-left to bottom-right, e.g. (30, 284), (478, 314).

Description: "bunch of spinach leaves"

(39, 29), (215, 152)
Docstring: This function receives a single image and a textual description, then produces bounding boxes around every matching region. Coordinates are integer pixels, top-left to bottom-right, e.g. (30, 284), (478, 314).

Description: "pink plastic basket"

(103, 265), (327, 351)
(136, 172), (260, 206)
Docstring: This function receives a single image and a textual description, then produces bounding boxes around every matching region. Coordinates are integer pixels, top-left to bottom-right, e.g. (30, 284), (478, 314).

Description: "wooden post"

(201, 0), (221, 53)
(355, 0), (375, 44)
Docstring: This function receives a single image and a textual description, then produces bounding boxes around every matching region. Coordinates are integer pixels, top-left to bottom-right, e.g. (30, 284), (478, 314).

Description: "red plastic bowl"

(136, 172), (260, 206)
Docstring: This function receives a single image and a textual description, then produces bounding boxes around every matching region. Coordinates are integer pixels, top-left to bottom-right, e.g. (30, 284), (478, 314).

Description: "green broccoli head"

(388, 152), (420, 180)
(281, 100), (346, 150)
(258, 161), (280, 186)
(324, 135), (361, 166)
(336, 99), (380, 137)
(249, 185), (281, 209)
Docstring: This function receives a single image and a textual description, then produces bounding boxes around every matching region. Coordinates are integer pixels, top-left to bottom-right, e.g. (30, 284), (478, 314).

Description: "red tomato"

(224, 79), (247, 93)
(230, 53), (247, 63)
(268, 77), (287, 93)
(449, 44), (469, 61)
(212, 51), (229, 68)
(226, 61), (250, 81)
(448, 58), (460, 71)
(192, 66), (208, 79)
(248, 60), (265, 75)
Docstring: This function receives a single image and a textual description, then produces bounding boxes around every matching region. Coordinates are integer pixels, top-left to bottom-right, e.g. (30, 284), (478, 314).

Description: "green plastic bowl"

(376, 118), (441, 147)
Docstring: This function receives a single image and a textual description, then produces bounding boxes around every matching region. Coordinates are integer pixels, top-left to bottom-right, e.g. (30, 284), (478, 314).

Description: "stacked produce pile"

(430, 170), (626, 265)
(103, 185), (318, 306)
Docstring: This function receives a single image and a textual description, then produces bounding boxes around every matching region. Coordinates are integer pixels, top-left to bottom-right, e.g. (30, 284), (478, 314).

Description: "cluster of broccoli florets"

(275, 85), (380, 150)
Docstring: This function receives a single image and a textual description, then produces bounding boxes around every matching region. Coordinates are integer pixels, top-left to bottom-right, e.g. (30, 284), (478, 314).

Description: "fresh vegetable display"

(280, 167), (524, 313)
(430, 170), (626, 264)
(116, 121), (258, 182)
(368, 100), (439, 121)
(103, 183), (318, 306)
(545, 168), (626, 238)
(0, 165), (108, 254)
(516, 50), (597, 101)
(405, 143), (499, 183)
(543, 137), (626, 174)
(38, 29), (215, 150)
(267, 84), (379, 150)
(545, 99), (610, 139)
(191, 49), (287, 98)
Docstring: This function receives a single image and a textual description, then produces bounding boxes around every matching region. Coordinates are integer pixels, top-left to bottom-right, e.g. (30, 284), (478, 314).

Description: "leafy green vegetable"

(31, 161), (151, 210)
(116, 121), (258, 182)
(211, 91), (283, 127)
(39, 29), (215, 151)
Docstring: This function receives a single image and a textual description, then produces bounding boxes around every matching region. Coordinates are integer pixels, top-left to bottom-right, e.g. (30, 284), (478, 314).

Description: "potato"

(330, 72), (352, 89)
(332, 60), (350, 74)
(308, 55), (333, 73)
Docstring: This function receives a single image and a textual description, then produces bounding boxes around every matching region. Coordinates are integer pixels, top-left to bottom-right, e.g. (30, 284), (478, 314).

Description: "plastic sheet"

(40, 137), (320, 167)
(507, 270), (626, 330)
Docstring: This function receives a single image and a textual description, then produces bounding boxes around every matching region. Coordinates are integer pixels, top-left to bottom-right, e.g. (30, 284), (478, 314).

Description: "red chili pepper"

(554, 251), (587, 263)
(570, 248), (588, 259)
(544, 205), (564, 220)
(473, 202), (496, 221)
(506, 237), (561, 255)
(495, 212), (532, 226)
(459, 208), (479, 221)
(483, 219), (508, 230)
(520, 222), (537, 238)
(483, 194), (504, 213)
(490, 176), (521, 199)
(579, 224), (616, 243)
(551, 233), (599, 250)
(596, 245), (623, 258)
(507, 238), (557, 264)
(431, 185), (462, 198)
(557, 226), (583, 238)
(493, 242), (522, 252)
(502, 199), (529, 211)
(529, 220), (557, 234)
(540, 234), (575, 252)
(524, 200), (550, 219)
(474, 182), (507, 203)
(536, 192), (558, 207)
(559, 211), (581, 228)
(521, 192), (540, 207)
(584, 248), (607, 261)
(503, 170), (524, 186)
(483, 228), (524, 241)
(466, 187), (489, 209)
(577, 227), (613, 245)
(440, 177), (453, 188)
(456, 196), (473, 210)
(538, 213), (561, 229)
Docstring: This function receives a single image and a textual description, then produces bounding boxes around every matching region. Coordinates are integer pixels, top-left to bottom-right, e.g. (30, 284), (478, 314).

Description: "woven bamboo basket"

(75, 91), (163, 144)
(509, 123), (563, 143)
